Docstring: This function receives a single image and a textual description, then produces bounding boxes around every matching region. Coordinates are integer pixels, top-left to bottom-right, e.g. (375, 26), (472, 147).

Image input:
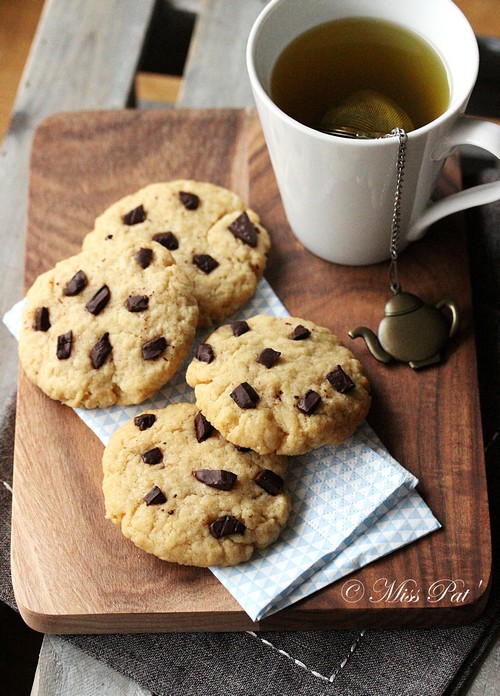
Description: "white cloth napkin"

(4, 279), (440, 622)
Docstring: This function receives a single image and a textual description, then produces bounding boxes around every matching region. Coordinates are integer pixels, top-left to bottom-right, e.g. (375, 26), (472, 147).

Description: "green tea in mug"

(270, 17), (450, 136)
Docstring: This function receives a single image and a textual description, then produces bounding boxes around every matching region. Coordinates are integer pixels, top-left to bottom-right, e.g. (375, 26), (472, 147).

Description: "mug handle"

(407, 117), (500, 241)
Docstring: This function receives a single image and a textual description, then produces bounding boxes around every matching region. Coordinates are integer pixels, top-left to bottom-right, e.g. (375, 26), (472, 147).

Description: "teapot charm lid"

(384, 292), (423, 316)
(349, 129), (460, 369)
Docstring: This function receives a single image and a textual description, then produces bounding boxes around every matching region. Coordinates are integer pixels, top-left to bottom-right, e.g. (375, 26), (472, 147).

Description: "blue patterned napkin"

(3, 279), (440, 621)
(212, 421), (437, 620)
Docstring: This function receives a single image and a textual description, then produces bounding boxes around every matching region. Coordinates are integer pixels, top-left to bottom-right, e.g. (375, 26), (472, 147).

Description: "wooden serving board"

(12, 109), (491, 633)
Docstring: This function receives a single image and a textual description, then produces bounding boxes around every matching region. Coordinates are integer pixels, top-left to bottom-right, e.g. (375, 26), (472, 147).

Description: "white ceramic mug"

(246, 0), (500, 265)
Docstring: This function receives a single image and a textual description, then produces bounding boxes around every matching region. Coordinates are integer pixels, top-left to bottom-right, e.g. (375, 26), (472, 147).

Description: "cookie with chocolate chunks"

(19, 235), (198, 408)
(82, 180), (271, 326)
(102, 403), (290, 567)
(186, 314), (371, 455)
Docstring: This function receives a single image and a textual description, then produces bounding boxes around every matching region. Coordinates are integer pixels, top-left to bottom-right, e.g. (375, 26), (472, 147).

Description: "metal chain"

(388, 127), (408, 294)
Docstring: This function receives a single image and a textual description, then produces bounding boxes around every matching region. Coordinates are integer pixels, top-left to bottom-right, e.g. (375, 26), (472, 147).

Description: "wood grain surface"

(12, 109), (491, 633)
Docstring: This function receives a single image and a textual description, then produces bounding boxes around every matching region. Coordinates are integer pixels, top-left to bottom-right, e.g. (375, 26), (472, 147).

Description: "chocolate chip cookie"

(19, 236), (198, 408)
(82, 180), (271, 326)
(102, 402), (291, 567)
(185, 314), (371, 455)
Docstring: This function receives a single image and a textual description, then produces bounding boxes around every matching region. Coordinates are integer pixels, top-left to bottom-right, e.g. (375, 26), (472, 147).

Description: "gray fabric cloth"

(1, 168), (498, 695)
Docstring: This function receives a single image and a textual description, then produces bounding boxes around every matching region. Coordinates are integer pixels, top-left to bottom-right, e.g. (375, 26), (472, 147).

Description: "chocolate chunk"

(90, 332), (112, 368)
(56, 331), (73, 360)
(193, 469), (237, 491)
(228, 211), (258, 247)
(153, 231), (179, 250)
(194, 411), (214, 442)
(193, 254), (219, 274)
(255, 469), (284, 496)
(64, 270), (87, 296)
(135, 247), (153, 269)
(134, 413), (156, 431)
(290, 325), (311, 340)
(105, 234), (113, 240)
(142, 336), (167, 360)
(85, 285), (110, 315)
(141, 447), (163, 465)
(126, 295), (149, 312)
(123, 204), (146, 225)
(230, 382), (259, 409)
(231, 320), (250, 337)
(209, 515), (246, 538)
(179, 191), (200, 210)
(143, 485), (166, 506)
(195, 342), (214, 364)
(326, 365), (356, 393)
(257, 347), (281, 369)
(297, 389), (321, 415)
(33, 307), (50, 332)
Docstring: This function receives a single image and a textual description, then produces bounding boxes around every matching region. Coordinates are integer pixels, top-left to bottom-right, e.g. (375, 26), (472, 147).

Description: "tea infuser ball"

(320, 89), (414, 139)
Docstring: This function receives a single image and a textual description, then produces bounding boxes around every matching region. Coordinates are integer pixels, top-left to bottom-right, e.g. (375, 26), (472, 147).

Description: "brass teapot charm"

(349, 291), (460, 369)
